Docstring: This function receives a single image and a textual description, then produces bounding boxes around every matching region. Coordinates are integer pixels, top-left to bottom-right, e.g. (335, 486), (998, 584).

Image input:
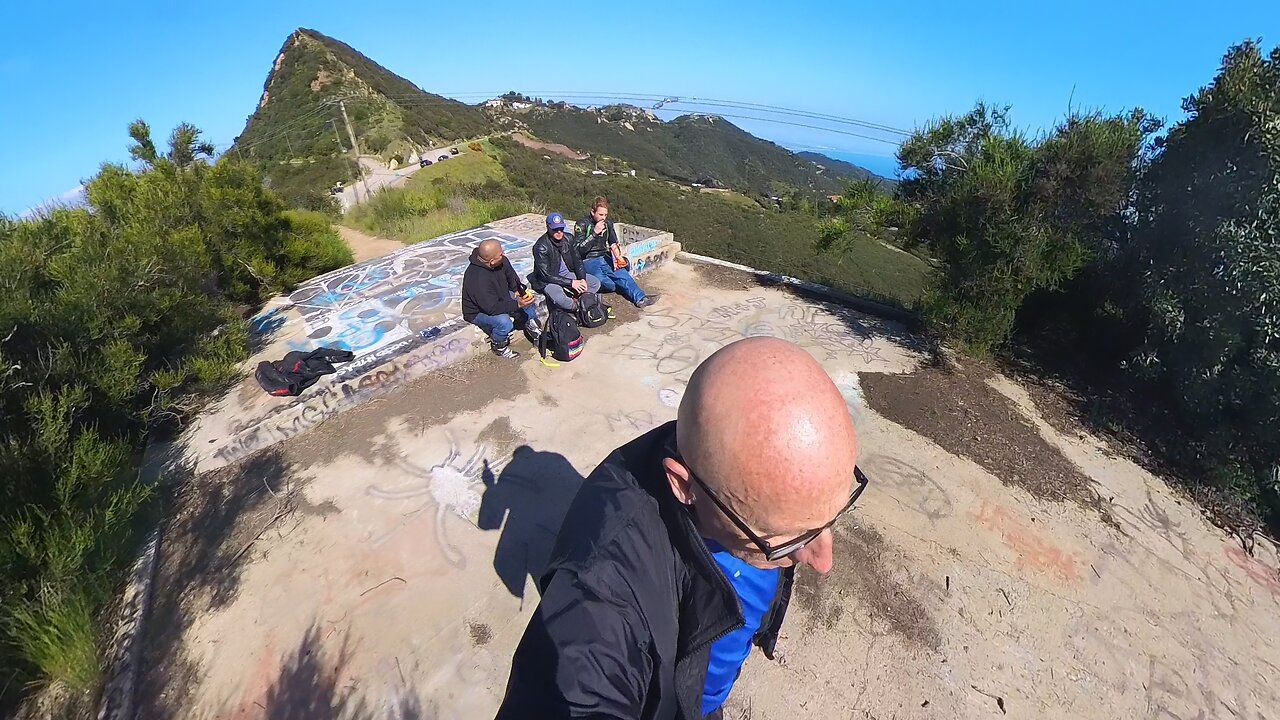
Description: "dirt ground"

(337, 225), (405, 263)
(137, 258), (1280, 719)
(510, 132), (588, 160)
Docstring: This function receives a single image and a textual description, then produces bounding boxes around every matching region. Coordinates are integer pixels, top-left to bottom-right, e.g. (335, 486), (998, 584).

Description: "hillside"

(797, 150), (897, 190)
(518, 104), (845, 199)
(230, 28), (492, 208)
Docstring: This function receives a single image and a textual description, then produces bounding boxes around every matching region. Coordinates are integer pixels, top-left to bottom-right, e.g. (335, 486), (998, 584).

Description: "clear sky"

(2, 0), (1275, 214)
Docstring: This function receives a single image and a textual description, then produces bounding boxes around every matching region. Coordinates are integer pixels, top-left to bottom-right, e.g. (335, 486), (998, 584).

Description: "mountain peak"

(231, 29), (492, 206)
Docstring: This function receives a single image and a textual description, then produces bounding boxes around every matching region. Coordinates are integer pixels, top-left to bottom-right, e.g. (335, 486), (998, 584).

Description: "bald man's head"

(670, 337), (858, 565)
(477, 239), (503, 265)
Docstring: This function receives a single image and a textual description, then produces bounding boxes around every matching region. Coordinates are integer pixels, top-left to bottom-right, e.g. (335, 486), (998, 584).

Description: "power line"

(386, 92), (905, 146)
(428, 89), (914, 136)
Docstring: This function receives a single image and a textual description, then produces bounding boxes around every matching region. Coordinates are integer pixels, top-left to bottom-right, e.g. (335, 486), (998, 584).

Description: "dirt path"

(511, 132), (588, 160)
(337, 225), (405, 263)
(138, 260), (1280, 719)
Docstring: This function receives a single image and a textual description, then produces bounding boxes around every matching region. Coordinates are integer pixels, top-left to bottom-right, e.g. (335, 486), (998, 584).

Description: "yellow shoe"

(607, 306), (617, 320)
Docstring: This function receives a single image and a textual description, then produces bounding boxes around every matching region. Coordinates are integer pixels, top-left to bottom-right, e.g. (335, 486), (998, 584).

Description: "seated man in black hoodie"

(462, 238), (540, 359)
(528, 212), (600, 312)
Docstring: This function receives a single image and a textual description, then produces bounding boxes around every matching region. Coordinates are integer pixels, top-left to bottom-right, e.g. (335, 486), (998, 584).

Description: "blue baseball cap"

(546, 212), (567, 231)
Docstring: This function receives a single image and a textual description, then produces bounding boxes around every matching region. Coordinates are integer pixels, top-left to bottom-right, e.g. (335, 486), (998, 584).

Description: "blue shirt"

(701, 539), (781, 715)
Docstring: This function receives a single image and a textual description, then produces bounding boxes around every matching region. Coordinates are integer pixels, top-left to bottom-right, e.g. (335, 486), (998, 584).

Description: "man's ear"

(664, 456), (694, 505)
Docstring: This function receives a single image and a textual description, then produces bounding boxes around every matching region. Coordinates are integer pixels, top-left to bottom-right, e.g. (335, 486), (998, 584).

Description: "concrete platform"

(135, 258), (1280, 720)
(162, 215), (679, 476)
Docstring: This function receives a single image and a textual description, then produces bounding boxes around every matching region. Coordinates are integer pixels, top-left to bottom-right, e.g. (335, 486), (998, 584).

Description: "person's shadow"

(478, 445), (585, 600)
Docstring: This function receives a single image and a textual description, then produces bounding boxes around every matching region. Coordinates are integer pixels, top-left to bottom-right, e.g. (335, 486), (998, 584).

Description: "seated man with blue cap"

(528, 212), (601, 312)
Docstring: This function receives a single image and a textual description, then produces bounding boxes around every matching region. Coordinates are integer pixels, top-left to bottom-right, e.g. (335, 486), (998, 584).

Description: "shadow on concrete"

(190, 623), (428, 720)
(137, 448), (306, 718)
(478, 446), (585, 599)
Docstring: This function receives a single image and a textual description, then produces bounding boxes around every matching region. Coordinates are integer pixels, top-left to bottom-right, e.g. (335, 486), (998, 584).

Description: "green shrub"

(7, 590), (101, 694)
(279, 210), (354, 284)
(0, 120), (353, 704)
(892, 102), (1156, 352)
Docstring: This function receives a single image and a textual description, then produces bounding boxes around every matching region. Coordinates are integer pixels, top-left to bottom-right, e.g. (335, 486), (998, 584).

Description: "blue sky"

(2, 0), (1275, 214)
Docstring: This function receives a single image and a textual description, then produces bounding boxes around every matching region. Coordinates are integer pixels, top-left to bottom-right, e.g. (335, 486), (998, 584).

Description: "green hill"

(230, 28), (492, 208)
(797, 150), (898, 191)
(519, 104), (845, 199)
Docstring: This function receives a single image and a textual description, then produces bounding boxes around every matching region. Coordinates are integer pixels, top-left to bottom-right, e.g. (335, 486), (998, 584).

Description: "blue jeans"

(472, 305), (537, 345)
(583, 256), (647, 305)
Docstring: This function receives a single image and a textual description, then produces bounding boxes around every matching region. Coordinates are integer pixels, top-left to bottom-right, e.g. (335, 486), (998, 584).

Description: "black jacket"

(574, 216), (620, 260)
(461, 250), (526, 322)
(254, 347), (354, 397)
(496, 422), (795, 720)
(529, 231), (586, 292)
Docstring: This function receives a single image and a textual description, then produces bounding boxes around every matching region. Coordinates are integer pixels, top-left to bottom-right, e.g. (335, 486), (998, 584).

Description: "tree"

(1129, 40), (1280, 520)
(127, 119), (214, 167)
(891, 102), (1156, 352)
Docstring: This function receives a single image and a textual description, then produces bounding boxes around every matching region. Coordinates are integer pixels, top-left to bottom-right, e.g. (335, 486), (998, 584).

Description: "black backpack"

(539, 306), (585, 362)
(576, 291), (609, 328)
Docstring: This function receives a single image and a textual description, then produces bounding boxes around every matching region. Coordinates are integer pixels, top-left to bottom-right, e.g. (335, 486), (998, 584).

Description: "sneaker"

(636, 294), (659, 308)
(491, 345), (519, 359)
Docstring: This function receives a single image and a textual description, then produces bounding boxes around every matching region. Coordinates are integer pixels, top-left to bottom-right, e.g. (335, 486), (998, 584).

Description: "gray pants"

(542, 275), (601, 311)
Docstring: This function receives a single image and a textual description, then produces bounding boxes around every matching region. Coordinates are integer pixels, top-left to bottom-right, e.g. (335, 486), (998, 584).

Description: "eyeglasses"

(688, 465), (868, 561)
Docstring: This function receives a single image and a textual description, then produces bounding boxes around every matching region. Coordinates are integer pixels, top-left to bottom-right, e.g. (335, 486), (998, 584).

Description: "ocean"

(815, 150), (901, 180)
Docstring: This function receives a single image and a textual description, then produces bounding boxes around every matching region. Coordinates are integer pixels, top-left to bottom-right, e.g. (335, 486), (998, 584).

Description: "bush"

(0, 120), (352, 706)
(893, 102), (1156, 353)
(279, 210), (354, 285)
(1126, 41), (1280, 527)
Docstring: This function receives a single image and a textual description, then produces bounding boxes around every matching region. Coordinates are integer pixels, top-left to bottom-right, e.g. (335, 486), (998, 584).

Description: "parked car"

(438, 154), (449, 161)
(419, 158), (432, 168)
(449, 147), (460, 155)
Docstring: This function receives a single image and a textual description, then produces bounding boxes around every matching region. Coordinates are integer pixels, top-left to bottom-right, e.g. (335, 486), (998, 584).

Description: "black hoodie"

(461, 249), (526, 322)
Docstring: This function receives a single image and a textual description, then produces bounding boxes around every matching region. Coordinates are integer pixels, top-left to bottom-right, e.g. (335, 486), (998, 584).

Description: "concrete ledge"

(161, 216), (681, 476)
(676, 251), (921, 327)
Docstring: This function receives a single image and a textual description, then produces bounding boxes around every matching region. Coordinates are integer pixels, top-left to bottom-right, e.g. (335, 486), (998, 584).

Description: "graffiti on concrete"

(367, 440), (507, 567)
(286, 227), (533, 356)
(611, 300), (885, 388)
(709, 296), (767, 320)
(623, 237), (663, 261)
(600, 409), (657, 434)
(633, 247), (676, 275)
(1224, 544), (1280, 598)
(212, 336), (474, 465)
(973, 501), (1082, 584)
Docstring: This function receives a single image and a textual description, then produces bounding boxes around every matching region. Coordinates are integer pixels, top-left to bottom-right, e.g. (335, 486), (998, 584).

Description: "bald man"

(462, 238), (540, 359)
(496, 337), (865, 719)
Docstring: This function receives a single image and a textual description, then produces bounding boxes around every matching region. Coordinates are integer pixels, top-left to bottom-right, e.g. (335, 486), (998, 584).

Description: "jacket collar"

(632, 422), (744, 658)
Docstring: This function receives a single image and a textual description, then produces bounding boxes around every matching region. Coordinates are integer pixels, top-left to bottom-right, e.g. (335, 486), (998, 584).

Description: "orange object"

(611, 245), (627, 270)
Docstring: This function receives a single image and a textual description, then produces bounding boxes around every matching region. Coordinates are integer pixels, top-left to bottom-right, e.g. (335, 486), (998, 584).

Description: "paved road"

(337, 143), (471, 211)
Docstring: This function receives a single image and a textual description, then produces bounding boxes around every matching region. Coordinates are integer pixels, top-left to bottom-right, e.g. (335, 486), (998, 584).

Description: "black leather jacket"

(528, 231), (586, 292)
(497, 422), (795, 720)
(574, 216), (620, 260)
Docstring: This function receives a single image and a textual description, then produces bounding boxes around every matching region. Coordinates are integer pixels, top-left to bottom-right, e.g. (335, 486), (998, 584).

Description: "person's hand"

(517, 292), (534, 308)
(594, 219), (607, 235)
(571, 278), (588, 294)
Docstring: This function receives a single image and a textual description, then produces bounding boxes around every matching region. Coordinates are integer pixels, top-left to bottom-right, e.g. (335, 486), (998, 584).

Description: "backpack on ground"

(539, 305), (585, 362)
(576, 291), (609, 329)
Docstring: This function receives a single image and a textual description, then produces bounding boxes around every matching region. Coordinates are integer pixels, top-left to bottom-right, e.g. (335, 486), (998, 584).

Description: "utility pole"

(338, 100), (370, 202)
(330, 119), (345, 152)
